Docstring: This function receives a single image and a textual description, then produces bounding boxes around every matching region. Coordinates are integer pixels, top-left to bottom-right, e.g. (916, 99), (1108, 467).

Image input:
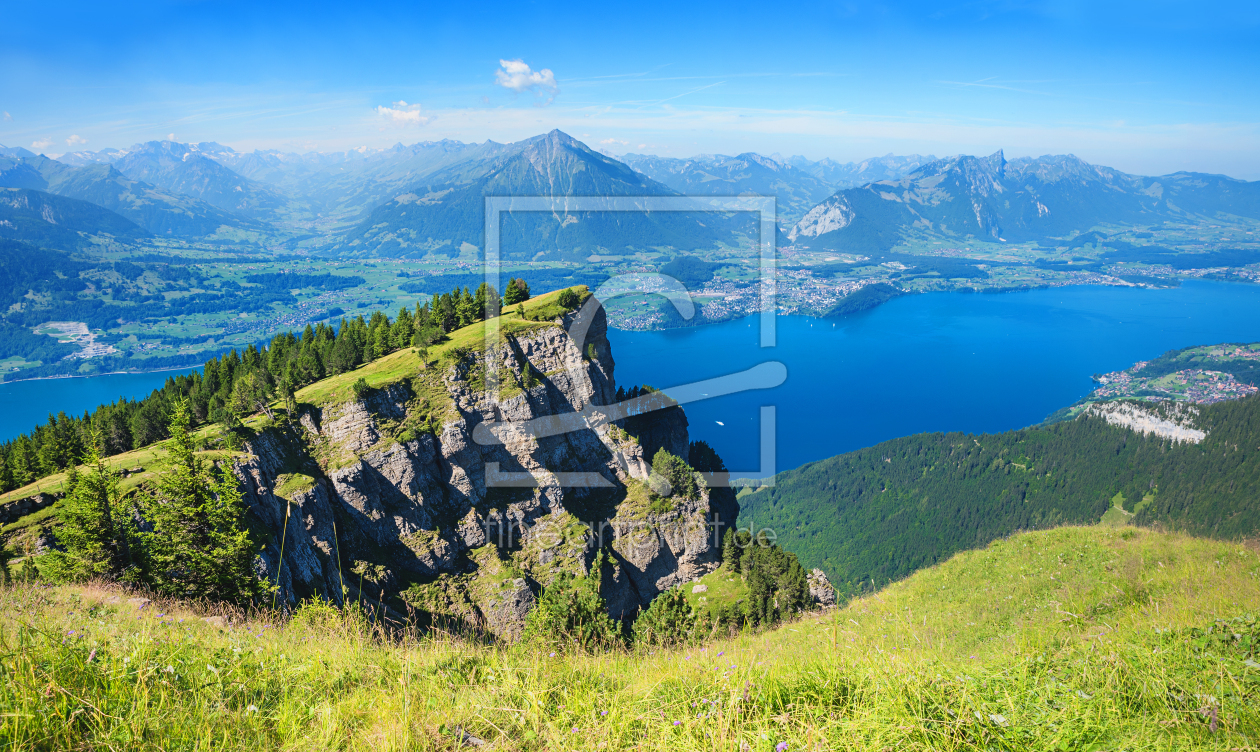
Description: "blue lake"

(0, 369), (196, 442)
(6, 280), (1260, 474)
(608, 280), (1260, 477)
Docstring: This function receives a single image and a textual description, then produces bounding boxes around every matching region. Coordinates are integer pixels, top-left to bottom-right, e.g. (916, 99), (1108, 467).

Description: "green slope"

(4, 524), (1257, 750)
(0, 187), (150, 249)
(740, 393), (1260, 597)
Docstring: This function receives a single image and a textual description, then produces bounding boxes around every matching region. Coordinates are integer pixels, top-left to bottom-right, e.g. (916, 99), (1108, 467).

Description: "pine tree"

(140, 400), (263, 603)
(391, 306), (414, 349)
(632, 586), (696, 646)
(370, 325), (389, 360)
(474, 282), (498, 321)
(722, 528), (738, 571)
(503, 277), (531, 305)
(41, 432), (134, 582)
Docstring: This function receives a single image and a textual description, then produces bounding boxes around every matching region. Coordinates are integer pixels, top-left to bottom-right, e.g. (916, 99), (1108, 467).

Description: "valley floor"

(3, 525), (1258, 750)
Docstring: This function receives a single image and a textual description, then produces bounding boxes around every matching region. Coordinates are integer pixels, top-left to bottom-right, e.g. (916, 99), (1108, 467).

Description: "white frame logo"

(473, 195), (783, 488)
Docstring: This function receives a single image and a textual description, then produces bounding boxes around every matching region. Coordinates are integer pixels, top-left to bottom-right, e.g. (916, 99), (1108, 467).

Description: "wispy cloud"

(31, 137), (54, 149)
(376, 100), (432, 127)
(2, 112), (11, 122)
(495, 60), (558, 104)
(66, 134), (87, 147)
(935, 77), (1054, 96)
(600, 137), (628, 145)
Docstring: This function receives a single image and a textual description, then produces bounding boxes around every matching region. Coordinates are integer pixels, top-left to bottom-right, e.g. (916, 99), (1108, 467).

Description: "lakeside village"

(1090, 345), (1260, 404)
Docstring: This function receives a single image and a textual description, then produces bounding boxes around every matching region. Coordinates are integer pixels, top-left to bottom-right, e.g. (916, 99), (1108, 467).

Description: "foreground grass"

(3, 525), (1259, 751)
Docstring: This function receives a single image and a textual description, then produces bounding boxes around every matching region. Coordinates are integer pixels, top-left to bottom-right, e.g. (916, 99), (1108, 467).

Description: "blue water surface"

(6, 280), (1260, 474)
(0, 369), (197, 442)
(608, 280), (1260, 476)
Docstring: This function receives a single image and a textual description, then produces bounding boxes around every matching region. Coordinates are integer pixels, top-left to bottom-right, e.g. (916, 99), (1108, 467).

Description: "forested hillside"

(0, 279), (521, 494)
(740, 395), (1260, 597)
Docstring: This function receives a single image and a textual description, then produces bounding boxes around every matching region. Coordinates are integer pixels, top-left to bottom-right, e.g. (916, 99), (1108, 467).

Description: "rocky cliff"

(231, 301), (738, 638)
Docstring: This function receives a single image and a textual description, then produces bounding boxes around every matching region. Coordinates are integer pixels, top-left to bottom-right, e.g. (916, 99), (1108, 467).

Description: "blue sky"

(3, 0), (1258, 177)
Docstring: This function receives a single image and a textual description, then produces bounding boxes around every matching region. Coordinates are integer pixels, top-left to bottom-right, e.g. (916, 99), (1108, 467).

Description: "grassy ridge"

(3, 525), (1258, 750)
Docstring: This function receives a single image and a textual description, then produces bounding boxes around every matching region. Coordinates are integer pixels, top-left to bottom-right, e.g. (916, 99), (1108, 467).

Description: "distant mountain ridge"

(0, 149), (266, 236)
(620, 152), (836, 224)
(108, 141), (291, 221)
(788, 150), (1260, 251)
(337, 130), (744, 260)
(776, 153), (938, 188)
(0, 186), (150, 249)
(19, 136), (1260, 255)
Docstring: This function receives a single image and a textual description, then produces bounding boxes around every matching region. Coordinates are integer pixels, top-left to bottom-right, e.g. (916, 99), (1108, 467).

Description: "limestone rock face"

(808, 568), (837, 607)
(236, 304), (736, 638)
(480, 578), (536, 640)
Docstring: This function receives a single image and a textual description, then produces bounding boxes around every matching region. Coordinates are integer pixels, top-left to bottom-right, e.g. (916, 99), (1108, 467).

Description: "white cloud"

(376, 101), (432, 127)
(495, 59), (558, 103)
(66, 135), (87, 147)
(600, 138), (628, 146)
(167, 133), (175, 141)
(2, 112), (11, 122)
(31, 137), (54, 149)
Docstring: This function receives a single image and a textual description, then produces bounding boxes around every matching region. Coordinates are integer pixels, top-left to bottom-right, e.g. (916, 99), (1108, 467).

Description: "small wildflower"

(776, 743), (789, 752)
(247, 705), (258, 713)
(601, 711), (608, 716)
(572, 727), (579, 733)
(673, 721), (681, 726)
(717, 651), (724, 657)
(549, 652), (556, 657)
(87, 649), (96, 663)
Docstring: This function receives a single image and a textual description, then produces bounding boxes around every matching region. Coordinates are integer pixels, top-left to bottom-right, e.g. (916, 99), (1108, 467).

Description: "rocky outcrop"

(0, 492), (59, 525)
(234, 302), (735, 639)
(1083, 401), (1206, 444)
(808, 568), (837, 607)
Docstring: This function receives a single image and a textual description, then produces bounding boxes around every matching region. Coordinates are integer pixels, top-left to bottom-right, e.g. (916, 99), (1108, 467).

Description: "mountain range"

(788, 150), (1260, 251)
(0, 146), (265, 237)
(339, 130), (747, 260)
(5, 135), (1260, 258)
(619, 152), (837, 224)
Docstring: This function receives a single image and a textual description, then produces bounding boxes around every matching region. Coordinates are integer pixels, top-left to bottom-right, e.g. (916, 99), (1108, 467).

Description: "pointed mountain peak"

(538, 129), (580, 146)
(985, 149), (1006, 178)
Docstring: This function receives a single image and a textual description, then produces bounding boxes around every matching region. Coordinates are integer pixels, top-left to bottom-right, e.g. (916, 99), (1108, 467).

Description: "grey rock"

(230, 304), (732, 638)
(808, 568), (837, 607)
(480, 578), (536, 640)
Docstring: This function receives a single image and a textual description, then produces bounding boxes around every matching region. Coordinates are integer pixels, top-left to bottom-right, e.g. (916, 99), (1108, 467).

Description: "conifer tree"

(722, 528), (738, 571)
(41, 432), (133, 582)
(503, 277), (531, 305)
(391, 306), (414, 349)
(140, 400), (263, 603)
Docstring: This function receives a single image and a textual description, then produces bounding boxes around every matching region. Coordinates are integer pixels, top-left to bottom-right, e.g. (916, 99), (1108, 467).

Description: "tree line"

(0, 278), (537, 495)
